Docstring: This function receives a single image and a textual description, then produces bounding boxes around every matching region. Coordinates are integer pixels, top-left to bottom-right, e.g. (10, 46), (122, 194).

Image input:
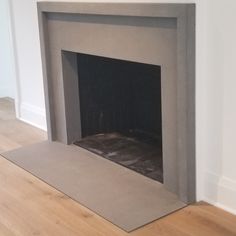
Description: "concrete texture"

(2, 141), (185, 232)
(37, 2), (195, 203)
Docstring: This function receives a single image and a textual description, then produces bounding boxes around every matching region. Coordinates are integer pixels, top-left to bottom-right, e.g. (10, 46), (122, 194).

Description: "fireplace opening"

(74, 53), (163, 183)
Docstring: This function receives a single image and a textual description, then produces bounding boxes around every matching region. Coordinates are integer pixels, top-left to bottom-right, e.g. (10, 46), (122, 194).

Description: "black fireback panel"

(77, 53), (162, 139)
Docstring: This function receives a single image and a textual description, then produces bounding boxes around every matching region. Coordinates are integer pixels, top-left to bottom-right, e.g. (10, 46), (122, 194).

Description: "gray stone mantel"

(37, 2), (196, 203)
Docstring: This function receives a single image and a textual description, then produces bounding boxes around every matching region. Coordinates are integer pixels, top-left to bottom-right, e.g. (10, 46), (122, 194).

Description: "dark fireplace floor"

(74, 132), (163, 183)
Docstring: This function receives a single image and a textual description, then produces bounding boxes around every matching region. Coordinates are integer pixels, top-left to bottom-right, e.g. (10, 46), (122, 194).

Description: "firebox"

(74, 53), (163, 182)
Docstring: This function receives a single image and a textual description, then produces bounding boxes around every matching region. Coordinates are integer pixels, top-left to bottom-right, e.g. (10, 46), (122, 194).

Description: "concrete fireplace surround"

(37, 2), (195, 203)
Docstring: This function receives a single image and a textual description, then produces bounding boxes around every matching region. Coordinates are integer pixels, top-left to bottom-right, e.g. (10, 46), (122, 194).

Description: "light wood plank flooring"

(0, 97), (236, 236)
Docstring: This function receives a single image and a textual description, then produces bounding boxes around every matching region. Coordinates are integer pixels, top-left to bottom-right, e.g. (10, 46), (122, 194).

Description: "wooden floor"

(0, 98), (236, 236)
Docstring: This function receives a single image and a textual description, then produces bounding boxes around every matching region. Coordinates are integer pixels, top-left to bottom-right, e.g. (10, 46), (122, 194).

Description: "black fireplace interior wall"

(77, 53), (162, 140)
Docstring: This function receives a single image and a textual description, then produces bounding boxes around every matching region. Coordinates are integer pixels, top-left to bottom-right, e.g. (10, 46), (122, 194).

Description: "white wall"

(221, 1), (236, 212)
(203, 0), (236, 214)
(10, 0), (46, 129)
(0, 0), (15, 99)
(9, 0), (236, 214)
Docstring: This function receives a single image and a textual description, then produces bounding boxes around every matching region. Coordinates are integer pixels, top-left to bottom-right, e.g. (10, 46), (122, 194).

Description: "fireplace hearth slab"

(2, 141), (185, 232)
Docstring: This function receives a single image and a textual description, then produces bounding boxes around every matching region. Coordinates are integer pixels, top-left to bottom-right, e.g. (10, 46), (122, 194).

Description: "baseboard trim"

(204, 198), (236, 216)
(204, 171), (236, 215)
(19, 102), (47, 131)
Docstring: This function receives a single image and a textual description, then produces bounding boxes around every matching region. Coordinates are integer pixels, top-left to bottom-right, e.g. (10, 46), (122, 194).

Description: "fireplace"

(1, 3), (196, 231)
(74, 53), (163, 182)
(38, 2), (196, 203)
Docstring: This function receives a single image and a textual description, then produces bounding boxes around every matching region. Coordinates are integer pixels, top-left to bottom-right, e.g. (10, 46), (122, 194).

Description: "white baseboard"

(203, 171), (236, 215)
(19, 102), (47, 131)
